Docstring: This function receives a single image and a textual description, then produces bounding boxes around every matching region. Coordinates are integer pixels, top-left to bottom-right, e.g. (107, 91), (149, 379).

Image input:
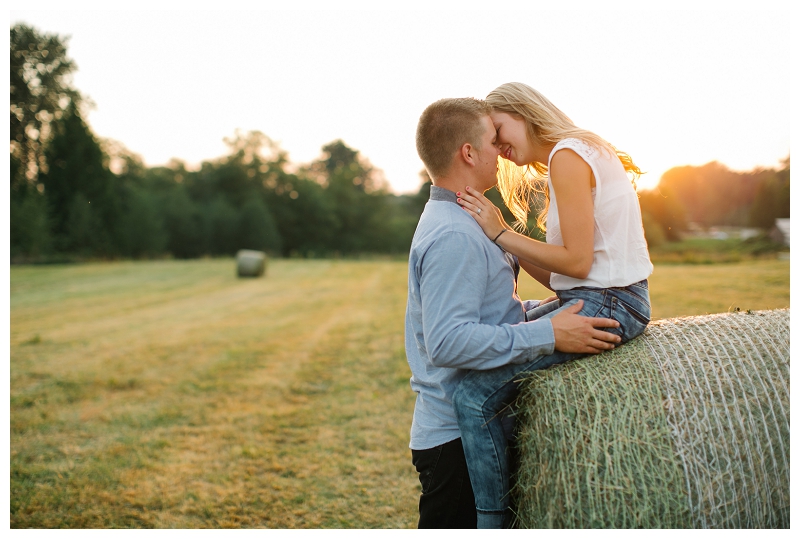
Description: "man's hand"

(539, 295), (558, 306)
(550, 300), (621, 354)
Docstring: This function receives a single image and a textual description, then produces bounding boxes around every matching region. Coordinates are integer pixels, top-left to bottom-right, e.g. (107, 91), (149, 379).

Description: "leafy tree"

(100, 140), (167, 257)
(39, 103), (120, 255)
(103, 138), (148, 183)
(408, 170), (432, 218)
(188, 130), (287, 206)
(201, 161), (252, 208)
(637, 187), (687, 241)
(658, 162), (769, 227)
(265, 174), (337, 257)
(202, 198), (239, 255)
(63, 193), (99, 254)
(378, 172), (434, 255)
(10, 23), (80, 190)
(311, 139), (391, 253)
(236, 198), (282, 254)
(162, 186), (205, 259)
(640, 210), (666, 248)
(124, 163), (191, 258)
(381, 193), (423, 254)
(118, 187), (167, 258)
(10, 183), (52, 260)
(749, 158), (790, 229)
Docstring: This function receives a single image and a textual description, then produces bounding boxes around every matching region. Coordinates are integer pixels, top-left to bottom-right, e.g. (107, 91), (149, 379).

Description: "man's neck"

(432, 176), (485, 197)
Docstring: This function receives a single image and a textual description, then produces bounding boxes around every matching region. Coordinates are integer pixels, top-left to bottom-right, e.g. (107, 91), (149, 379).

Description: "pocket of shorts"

(630, 279), (649, 291)
(617, 297), (650, 328)
(556, 290), (607, 319)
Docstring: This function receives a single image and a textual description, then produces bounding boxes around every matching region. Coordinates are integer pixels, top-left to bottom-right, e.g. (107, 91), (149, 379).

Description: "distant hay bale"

(513, 309), (789, 529)
(236, 249), (267, 278)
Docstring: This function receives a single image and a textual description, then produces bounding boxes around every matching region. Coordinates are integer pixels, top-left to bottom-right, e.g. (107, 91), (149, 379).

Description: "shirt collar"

(429, 185), (458, 204)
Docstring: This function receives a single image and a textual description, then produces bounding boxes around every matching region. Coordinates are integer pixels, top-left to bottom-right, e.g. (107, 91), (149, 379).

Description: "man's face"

(473, 115), (501, 191)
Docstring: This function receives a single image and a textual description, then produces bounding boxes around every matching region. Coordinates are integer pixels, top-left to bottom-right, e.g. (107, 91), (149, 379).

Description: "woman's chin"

(501, 156), (522, 167)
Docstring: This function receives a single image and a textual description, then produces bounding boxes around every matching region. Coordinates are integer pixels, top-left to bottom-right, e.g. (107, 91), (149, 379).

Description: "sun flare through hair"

(487, 82), (642, 232)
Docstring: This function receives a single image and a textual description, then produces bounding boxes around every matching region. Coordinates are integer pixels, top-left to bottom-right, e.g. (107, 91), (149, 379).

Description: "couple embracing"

(405, 82), (654, 529)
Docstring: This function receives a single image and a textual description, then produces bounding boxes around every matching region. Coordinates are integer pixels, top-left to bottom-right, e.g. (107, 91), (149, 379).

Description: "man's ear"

(459, 143), (476, 167)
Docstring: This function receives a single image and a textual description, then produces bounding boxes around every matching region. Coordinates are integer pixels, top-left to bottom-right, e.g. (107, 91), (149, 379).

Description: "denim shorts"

(552, 279), (651, 343)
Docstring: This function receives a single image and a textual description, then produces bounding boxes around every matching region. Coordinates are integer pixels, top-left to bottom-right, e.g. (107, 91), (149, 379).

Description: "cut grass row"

(10, 258), (790, 528)
(11, 260), (416, 528)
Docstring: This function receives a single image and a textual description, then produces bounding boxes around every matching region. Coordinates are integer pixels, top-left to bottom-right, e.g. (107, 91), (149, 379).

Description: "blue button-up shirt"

(405, 186), (555, 450)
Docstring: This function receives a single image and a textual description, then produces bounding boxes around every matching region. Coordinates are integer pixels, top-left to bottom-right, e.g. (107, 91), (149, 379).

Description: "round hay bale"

(513, 309), (789, 528)
(236, 249), (267, 278)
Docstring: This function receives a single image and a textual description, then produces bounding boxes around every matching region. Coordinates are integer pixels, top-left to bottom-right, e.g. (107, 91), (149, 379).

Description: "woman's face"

(490, 111), (531, 166)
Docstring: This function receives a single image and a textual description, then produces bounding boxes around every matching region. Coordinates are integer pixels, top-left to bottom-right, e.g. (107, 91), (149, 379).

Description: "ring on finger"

(477, 208), (482, 215)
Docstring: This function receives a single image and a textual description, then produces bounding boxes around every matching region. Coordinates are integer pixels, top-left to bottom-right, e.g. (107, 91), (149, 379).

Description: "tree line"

(637, 158), (790, 246)
(10, 24), (789, 263)
(10, 24), (429, 262)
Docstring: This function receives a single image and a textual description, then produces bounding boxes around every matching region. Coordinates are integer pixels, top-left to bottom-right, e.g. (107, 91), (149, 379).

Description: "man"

(406, 97), (621, 528)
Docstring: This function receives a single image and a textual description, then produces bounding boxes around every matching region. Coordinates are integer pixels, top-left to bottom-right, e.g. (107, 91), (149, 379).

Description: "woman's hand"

(456, 186), (509, 240)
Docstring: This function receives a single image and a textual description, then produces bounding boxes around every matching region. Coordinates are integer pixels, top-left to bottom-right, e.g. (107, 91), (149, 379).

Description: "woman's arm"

(457, 148), (595, 279)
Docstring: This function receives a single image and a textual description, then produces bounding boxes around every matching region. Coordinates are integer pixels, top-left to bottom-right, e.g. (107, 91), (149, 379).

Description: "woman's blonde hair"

(486, 82), (642, 232)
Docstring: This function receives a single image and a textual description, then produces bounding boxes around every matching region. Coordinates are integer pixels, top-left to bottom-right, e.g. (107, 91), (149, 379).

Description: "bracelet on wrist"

(492, 229), (507, 244)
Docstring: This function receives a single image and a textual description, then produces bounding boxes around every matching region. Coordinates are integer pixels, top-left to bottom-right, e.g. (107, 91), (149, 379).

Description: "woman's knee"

(453, 374), (500, 420)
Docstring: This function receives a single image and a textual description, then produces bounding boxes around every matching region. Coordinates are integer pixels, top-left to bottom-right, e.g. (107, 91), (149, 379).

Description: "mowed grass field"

(10, 258), (790, 528)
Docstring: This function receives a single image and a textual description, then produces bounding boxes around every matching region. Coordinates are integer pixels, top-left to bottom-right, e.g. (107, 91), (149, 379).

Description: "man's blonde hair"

(487, 82), (642, 231)
(416, 97), (492, 180)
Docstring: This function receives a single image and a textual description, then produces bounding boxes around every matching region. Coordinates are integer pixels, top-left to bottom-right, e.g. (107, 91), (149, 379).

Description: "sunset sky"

(10, 3), (791, 194)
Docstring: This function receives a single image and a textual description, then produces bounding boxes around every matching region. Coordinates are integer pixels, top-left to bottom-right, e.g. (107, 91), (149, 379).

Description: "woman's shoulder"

(551, 138), (597, 159)
(550, 138), (597, 165)
(551, 138), (622, 171)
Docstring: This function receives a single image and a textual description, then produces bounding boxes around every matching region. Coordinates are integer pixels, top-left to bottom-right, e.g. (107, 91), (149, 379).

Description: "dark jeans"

(411, 437), (477, 528)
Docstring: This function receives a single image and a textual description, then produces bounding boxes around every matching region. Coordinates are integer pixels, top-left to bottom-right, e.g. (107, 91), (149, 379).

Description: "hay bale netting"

(513, 309), (789, 528)
(236, 249), (267, 277)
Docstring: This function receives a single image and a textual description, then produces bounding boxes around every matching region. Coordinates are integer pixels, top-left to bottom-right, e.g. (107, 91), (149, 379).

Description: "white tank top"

(546, 138), (653, 290)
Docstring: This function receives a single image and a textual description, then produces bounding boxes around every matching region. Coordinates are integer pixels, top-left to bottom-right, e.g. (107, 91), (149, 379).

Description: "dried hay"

(513, 309), (790, 528)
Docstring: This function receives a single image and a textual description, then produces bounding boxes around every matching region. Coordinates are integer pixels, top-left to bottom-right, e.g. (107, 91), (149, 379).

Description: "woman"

(451, 82), (653, 528)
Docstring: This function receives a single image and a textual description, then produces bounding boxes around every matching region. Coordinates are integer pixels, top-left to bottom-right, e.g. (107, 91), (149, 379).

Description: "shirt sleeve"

(522, 299), (541, 318)
(418, 231), (555, 370)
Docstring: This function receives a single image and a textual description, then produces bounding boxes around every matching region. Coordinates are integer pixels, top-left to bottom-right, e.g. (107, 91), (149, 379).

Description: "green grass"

(10, 258), (790, 528)
(648, 236), (786, 264)
(11, 259), (416, 528)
